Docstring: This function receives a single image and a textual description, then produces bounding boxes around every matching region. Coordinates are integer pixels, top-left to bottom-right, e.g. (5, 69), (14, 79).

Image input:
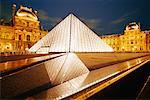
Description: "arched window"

(27, 35), (30, 41)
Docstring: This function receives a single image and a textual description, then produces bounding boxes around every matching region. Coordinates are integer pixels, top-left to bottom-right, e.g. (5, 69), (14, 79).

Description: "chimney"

(12, 4), (16, 17)
(138, 22), (141, 30)
(34, 10), (38, 16)
(12, 4), (16, 26)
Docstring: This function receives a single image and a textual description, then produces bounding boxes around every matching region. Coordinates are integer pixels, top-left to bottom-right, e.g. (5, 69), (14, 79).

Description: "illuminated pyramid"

(29, 14), (113, 53)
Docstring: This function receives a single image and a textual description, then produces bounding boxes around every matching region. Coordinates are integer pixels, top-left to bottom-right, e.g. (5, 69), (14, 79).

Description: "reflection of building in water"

(0, 4), (48, 52)
(101, 22), (150, 52)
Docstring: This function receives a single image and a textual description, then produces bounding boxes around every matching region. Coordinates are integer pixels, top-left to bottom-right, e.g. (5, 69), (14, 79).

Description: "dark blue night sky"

(0, 0), (150, 35)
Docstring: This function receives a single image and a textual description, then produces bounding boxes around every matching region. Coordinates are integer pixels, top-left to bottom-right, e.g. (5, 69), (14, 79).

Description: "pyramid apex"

(68, 12), (76, 17)
(67, 13), (79, 21)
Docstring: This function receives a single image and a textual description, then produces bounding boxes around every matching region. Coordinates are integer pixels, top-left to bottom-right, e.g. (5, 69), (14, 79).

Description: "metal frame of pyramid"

(29, 13), (114, 53)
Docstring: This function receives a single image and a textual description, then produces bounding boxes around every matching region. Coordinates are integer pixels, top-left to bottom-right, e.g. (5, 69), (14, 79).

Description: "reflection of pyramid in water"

(29, 14), (113, 53)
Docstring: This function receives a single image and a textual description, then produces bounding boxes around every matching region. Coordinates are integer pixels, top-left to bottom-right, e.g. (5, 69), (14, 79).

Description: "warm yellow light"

(25, 48), (29, 51)
(16, 12), (38, 20)
(126, 61), (131, 69)
(5, 43), (12, 50)
(137, 59), (142, 64)
(134, 46), (137, 48)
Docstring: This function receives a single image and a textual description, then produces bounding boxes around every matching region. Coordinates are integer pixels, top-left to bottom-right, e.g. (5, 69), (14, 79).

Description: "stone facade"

(101, 22), (150, 52)
(0, 5), (48, 52)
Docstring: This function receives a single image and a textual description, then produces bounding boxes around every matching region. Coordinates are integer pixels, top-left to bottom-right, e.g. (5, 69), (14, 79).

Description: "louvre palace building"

(0, 5), (48, 53)
(101, 22), (150, 52)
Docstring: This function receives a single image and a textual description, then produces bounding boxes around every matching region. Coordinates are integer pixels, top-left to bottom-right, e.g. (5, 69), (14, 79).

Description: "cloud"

(111, 11), (137, 25)
(111, 18), (126, 25)
(38, 9), (103, 31)
(38, 10), (62, 26)
(121, 10), (137, 18)
(81, 17), (103, 31)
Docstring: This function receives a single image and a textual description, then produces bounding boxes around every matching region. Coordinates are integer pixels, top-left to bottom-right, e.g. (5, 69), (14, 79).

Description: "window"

(27, 35), (30, 41)
(19, 35), (21, 40)
(117, 47), (119, 50)
(28, 44), (31, 48)
(140, 47), (142, 50)
(27, 22), (29, 26)
(6, 35), (9, 39)
(23, 22), (26, 25)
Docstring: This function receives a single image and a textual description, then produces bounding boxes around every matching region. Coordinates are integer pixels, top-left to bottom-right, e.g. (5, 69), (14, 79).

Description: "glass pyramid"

(29, 14), (114, 53)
